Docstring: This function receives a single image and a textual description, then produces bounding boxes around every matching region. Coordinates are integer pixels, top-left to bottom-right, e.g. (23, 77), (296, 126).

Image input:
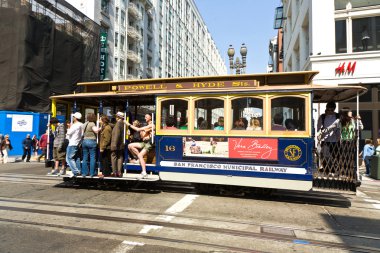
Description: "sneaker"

(51, 169), (59, 175)
(59, 169), (66, 175)
(139, 172), (148, 179)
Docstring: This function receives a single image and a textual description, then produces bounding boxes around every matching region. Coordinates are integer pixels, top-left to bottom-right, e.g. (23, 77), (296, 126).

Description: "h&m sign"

(335, 61), (356, 76)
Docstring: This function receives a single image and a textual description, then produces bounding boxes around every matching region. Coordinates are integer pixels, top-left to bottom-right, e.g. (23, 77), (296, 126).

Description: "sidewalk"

(358, 165), (379, 181)
(1, 155), (44, 164)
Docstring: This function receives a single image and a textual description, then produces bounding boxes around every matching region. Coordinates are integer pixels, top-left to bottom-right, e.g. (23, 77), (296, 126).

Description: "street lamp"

(227, 43), (248, 74)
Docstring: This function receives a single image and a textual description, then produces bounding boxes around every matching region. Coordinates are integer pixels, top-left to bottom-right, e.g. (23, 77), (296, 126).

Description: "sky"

(194, 0), (282, 74)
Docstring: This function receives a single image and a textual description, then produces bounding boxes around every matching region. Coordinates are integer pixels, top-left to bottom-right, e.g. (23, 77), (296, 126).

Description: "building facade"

(278, 0), (380, 142)
(67, 0), (226, 81)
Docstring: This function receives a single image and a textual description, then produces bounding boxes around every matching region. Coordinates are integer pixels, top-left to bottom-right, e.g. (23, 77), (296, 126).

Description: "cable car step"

(47, 173), (160, 181)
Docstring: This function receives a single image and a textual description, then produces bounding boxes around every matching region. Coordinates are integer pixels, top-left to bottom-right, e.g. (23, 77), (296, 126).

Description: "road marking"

(364, 199), (380, 204)
(359, 191), (380, 210)
(139, 225), (163, 234)
(356, 190), (370, 198)
(112, 240), (144, 253)
(165, 194), (199, 214)
(139, 194), (199, 234)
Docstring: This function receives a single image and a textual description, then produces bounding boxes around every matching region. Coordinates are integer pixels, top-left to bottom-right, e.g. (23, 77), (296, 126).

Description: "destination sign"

(117, 80), (258, 92)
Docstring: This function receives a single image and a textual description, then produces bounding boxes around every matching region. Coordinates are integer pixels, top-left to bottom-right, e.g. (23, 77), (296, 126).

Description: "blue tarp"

(0, 111), (65, 156)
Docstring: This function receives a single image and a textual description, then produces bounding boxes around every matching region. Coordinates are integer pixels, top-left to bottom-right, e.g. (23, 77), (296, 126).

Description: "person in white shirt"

(317, 101), (340, 174)
(65, 112), (83, 177)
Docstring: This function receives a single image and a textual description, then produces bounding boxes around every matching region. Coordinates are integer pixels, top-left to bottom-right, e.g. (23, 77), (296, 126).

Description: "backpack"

(321, 113), (339, 129)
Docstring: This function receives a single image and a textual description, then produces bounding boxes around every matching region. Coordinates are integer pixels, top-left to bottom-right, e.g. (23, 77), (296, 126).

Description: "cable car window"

(194, 98), (224, 130)
(271, 97), (305, 131)
(231, 97), (263, 131)
(160, 99), (188, 129)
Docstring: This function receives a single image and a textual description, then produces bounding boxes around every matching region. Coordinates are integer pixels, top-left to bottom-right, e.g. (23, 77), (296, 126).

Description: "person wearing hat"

(49, 117), (67, 175)
(66, 112), (83, 177)
(110, 111), (125, 177)
(21, 134), (33, 162)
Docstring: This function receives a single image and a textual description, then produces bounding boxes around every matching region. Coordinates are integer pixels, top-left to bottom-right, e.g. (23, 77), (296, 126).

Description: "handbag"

(78, 122), (89, 149)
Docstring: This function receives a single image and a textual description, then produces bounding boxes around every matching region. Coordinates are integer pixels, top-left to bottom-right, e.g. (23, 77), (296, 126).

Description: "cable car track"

(0, 198), (379, 252)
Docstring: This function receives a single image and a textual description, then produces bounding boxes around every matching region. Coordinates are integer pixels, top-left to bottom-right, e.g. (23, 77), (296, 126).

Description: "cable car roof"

(50, 71), (367, 103)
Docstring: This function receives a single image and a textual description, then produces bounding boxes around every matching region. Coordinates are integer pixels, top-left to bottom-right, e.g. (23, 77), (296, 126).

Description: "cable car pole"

(124, 100), (129, 176)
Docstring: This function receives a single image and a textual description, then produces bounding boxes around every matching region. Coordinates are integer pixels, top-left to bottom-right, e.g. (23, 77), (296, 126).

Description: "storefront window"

(352, 16), (380, 52)
(335, 20), (347, 53)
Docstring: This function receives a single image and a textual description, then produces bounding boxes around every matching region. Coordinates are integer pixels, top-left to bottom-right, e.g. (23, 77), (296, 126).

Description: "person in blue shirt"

(22, 134), (33, 162)
(363, 139), (375, 176)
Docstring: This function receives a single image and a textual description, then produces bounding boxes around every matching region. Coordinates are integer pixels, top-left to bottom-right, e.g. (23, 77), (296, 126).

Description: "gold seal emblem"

(284, 145), (302, 161)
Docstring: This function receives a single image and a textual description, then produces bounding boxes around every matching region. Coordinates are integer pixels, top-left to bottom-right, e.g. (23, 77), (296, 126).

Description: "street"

(0, 162), (379, 253)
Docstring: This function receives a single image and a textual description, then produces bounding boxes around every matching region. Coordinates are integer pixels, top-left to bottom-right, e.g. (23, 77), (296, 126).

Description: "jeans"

(22, 148), (31, 162)
(66, 145), (81, 175)
(364, 157), (371, 175)
(82, 139), (97, 176)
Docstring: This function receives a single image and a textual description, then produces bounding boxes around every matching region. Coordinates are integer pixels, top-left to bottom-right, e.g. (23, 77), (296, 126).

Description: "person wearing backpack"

(317, 101), (340, 174)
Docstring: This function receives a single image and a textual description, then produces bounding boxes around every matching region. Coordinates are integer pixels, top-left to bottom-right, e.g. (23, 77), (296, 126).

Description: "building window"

(101, 0), (109, 14)
(116, 7), (119, 23)
(334, 0), (348, 10)
(335, 20), (347, 53)
(121, 10), (126, 27)
(148, 17), (153, 31)
(120, 35), (125, 51)
(352, 17), (379, 52)
(115, 32), (118, 47)
(352, 0), (380, 8)
(120, 60), (125, 76)
(114, 58), (118, 74)
(148, 37), (152, 50)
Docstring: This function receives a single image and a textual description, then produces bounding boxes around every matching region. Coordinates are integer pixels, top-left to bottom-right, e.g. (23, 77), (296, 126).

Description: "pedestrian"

(323, 107), (358, 178)
(125, 114), (154, 178)
(110, 112), (125, 177)
(99, 115), (112, 177)
(1, 134), (13, 164)
(317, 101), (340, 174)
(49, 117), (67, 175)
(21, 134), (33, 162)
(32, 134), (39, 157)
(66, 112), (83, 177)
(363, 139), (375, 176)
(37, 130), (48, 162)
(81, 113), (100, 177)
(0, 134), (3, 160)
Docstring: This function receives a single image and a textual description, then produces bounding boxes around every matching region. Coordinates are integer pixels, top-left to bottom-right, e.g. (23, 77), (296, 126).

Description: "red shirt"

(39, 134), (48, 148)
